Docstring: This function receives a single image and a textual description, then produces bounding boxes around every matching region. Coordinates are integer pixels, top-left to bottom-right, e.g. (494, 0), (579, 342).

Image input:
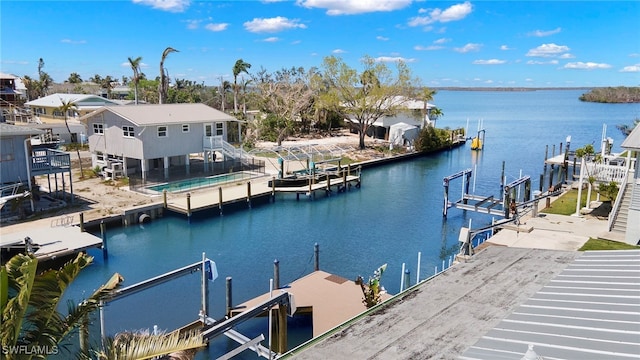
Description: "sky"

(2, 0), (639, 88)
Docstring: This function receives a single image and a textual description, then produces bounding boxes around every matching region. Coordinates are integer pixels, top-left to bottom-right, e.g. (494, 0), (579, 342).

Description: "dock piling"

(274, 259), (280, 289)
(100, 220), (108, 260)
(271, 176), (276, 201)
(314, 243), (319, 271)
(226, 277), (233, 317)
(247, 182), (252, 208)
(218, 187), (223, 215)
(416, 252), (421, 284)
(404, 269), (411, 290)
(400, 263), (406, 292)
(163, 189), (167, 208)
(186, 193), (192, 220)
(79, 212), (85, 232)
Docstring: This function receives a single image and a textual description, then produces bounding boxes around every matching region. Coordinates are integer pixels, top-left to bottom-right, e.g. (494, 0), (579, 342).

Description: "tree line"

(579, 86), (640, 103)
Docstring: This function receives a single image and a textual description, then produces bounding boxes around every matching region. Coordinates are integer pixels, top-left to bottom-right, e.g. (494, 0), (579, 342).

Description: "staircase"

(203, 136), (252, 162)
(0, 98), (33, 123)
(611, 181), (634, 234)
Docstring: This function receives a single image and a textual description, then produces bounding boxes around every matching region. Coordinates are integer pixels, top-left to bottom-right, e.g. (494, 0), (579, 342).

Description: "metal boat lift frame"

(249, 143), (353, 178)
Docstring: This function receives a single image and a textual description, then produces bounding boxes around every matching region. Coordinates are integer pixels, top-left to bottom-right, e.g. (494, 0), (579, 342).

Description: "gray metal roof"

(621, 124), (640, 150)
(82, 103), (240, 126)
(461, 249), (640, 360)
(0, 123), (45, 136)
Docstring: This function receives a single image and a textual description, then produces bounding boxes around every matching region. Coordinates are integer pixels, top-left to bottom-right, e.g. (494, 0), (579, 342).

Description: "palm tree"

(128, 56), (143, 105)
(93, 329), (204, 360)
(233, 59), (251, 113)
(419, 87), (437, 127)
(159, 47), (179, 104)
(429, 107), (444, 128)
(0, 253), (123, 360)
(67, 72), (83, 84)
(57, 98), (85, 178)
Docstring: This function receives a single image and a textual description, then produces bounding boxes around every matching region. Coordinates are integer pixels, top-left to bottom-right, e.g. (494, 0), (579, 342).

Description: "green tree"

(56, 98), (85, 178)
(232, 59), (252, 113)
(67, 72), (83, 84)
(355, 264), (387, 308)
(37, 58), (53, 97)
(128, 56), (143, 105)
(419, 87), (437, 127)
(159, 47), (178, 104)
(0, 253), (122, 360)
(319, 55), (417, 150)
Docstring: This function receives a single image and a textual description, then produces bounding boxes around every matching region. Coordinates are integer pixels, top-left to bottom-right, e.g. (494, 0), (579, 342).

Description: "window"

(96, 151), (104, 162)
(93, 123), (104, 134)
(123, 126), (134, 137)
(205, 124), (213, 137)
(182, 124), (190, 133)
(215, 122), (224, 136)
(53, 110), (63, 117)
(157, 126), (168, 137)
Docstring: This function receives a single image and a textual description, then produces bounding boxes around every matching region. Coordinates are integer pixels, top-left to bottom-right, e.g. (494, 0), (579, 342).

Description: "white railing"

(608, 169), (630, 231)
(584, 162), (628, 183)
(203, 136), (252, 161)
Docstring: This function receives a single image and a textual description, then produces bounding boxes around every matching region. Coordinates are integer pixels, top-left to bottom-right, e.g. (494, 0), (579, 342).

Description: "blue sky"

(2, 0), (639, 88)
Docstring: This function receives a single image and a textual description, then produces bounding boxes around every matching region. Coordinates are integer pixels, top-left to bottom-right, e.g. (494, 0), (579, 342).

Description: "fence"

(128, 158), (265, 192)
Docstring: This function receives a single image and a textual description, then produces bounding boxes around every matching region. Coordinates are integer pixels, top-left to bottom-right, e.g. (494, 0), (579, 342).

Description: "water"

(147, 171), (255, 193)
(58, 90), (639, 358)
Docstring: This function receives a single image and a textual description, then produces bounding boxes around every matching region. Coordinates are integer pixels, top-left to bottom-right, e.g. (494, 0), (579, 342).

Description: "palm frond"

(97, 329), (204, 360)
(1, 254), (38, 347)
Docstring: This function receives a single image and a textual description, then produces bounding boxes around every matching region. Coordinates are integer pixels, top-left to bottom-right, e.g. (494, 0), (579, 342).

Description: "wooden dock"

(0, 225), (103, 261)
(230, 270), (390, 337)
(166, 175), (362, 216)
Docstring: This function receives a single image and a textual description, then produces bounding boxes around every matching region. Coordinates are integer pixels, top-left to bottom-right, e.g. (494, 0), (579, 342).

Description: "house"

(24, 93), (120, 124)
(0, 123), (74, 212)
(0, 73), (30, 123)
(79, 103), (248, 182)
(619, 124), (640, 245)
(346, 97), (435, 140)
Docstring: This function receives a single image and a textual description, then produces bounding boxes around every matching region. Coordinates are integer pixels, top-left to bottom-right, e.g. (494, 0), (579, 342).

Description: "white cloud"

(473, 59), (506, 65)
(205, 23), (228, 32)
(244, 17), (307, 33)
(434, 37), (451, 44)
(629, 53), (640, 58)
(376, 35), (389, 41)
(332, 49), (346, 54)
(186, 20), (200, 30)
(453, 43), (481, 53)
(132, 0), (190, 12)
(620, 64), (640, 72)
(61, 39), (86, 44)
(374, 56), (416, 63)
(263, 37), (280, 42)
(409, 1), (473, 27)
(291, 40), (302, 45)
(296, 0), (412, 15)
(414, 45), (444, 51)
(121, 62), (149, 69)
(526, 43), (570, 57)
(500, 45), (511, 50)
(526, 60), (559, 65)
(563, 62), (612, 70)
(525, 78), (533, 82)
(559, 53), (575, 59)
(527, 27), (562, 37)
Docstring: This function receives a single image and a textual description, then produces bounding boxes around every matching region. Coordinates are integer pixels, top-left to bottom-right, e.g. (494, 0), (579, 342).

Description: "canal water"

(60, 90), (638, 359)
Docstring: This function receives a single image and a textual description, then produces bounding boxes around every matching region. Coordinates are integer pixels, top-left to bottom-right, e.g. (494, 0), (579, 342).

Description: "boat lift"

(443, 169), (532, 219)
(101, 253), (295, 359)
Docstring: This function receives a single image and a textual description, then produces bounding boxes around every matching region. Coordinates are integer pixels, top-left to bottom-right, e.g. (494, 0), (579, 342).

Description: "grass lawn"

(579, 238), (640, 251)
(542, 189), (612, 216)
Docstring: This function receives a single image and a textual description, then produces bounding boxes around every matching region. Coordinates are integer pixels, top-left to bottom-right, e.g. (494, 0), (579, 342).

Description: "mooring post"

(573, 158), (577, 178)
(326, 175), (331, 195)
(543, 145), (548, 174)
(201, 252), (209, 321)
(100, 220), (108, 260)
(274, 259), (280, 289)
(278, 157), (284, 179)
(247, 182), (252, 208)
(277, 301), (288, 354)
(163, 189), (167, 208)
(225, 277), (233, 317)
(218, 187), (223, 215)
(314, 243), (319, 271)
(443, 178), (449, 217)
(552, 144), (556, 158)
(400, 263), (406, 292)
(416, 252), (421, 284)
(504, 190), (511, 219)
(404, 269), (411, 290)
(271, 176), (276, 201)
(308, 177), (312, 198)
(500, 161), (505, 190)
(539, 174), (544, 192)
(186, 193), (192, 220)
(79, 212), (85, 232)
(463, 171), (471, 204)
(348, 164), (351, 177)
(524, 179), (531, 202)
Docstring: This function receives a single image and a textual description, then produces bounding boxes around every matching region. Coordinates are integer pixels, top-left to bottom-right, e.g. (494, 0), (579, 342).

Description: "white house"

(620, 124), (640, 245)
(25, 93), (121, 124)
(79, 103), (247, 181)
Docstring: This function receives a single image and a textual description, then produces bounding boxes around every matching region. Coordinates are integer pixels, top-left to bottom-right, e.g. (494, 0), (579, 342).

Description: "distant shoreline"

(432, 87), (592, 92)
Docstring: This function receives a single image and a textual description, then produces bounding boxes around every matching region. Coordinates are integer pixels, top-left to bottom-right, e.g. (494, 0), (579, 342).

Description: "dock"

(165, 174), (362, 216)
(0, 225), (103, 261)
(230, 270), (390, 337)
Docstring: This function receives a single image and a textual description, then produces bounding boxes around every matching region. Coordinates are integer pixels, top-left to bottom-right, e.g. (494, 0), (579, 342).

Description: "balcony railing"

(30, 149), (71, 175)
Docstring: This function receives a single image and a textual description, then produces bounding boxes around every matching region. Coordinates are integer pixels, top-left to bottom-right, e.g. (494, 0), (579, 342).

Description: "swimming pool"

(147, 171), (257, 193)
